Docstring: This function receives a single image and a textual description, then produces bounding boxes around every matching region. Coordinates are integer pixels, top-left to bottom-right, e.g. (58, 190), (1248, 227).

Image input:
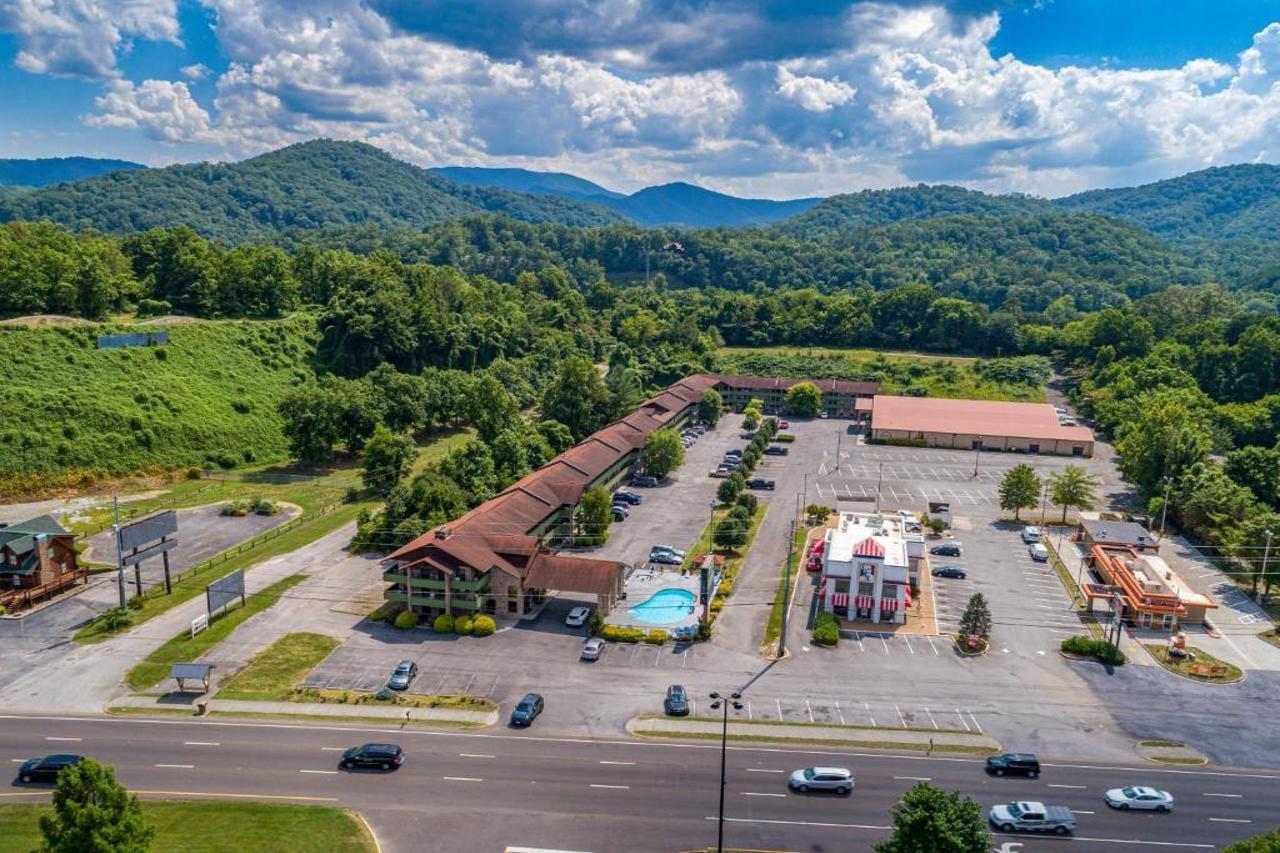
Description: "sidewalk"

(111, 693), (498, 727)
(627, 715), (1000, 754)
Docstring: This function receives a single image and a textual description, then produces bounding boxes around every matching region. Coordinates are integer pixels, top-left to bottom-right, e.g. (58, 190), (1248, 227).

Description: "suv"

(724, 449), (743, 459)
(17, 754), (83, 784)
(510, 693), (544, 727)
(745, 478), (776, 490)
(387, 660), (418, 691)
(763, 446), (789, 456)
(632, 475), (660, 488)
(1029, 543), (1050, 562)
(788, 767), (854, 794)
(1021, 526), (1042, 543)
(614, 491), (642, 505)
(664, 684), (690, 716)
(986, 753), (1041, 778)
(930, 542), (962, 557)
(340, 743), (405, 771)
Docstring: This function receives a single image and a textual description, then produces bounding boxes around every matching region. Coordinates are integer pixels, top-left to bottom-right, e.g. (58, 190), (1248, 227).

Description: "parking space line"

(805, 699), (815, 724)
(927, 635), (939, 655)
(746, 701), (753, 721)
(486, 676), (499, 697)
(865, 702), (877, 727)
(902, 635), (915, 655)
(776, 698), (783, 720)
(968, 713), (982, 733)
(834, 701), (846, 725)
(924, 707), (938, 729)
(895, 703), (906, 727)
(880, 636), (890, 654)
(461, 673), (477, 695)
(955, 709), (970, 731)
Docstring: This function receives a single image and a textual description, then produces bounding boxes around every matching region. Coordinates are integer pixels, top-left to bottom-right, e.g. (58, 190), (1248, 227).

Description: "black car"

(986, 753), (1041, 778)
(341, 743), (405, 771)
(724, 449), (743, 458)
(664, 684), (690, 716)
(614, 491), (642, 506)
(610, 505), (629, 521)
(510, 692), (545, 727)
(632, 475), (660, 488)
(763, 446), (789, 456)
(387, 659), (418, 690)
(932, 565), (967, 579)
(17, 754), (83, 784)
(745, 478), (776, 490)
(930, 542), (963, 557)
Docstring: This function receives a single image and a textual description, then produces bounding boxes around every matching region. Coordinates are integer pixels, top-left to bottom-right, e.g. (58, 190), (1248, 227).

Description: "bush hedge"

(393, 610), (419, 630)
(601, 625), (645, 643)
(812, 612), (841, 646)
(471, 615), (496, 637)
(771, 433), (796, 442)
(454, 615), (474, 635)
(1061, 635), (1125, 665)
(433, 614), (455, 633)
(643, 630), (668, 645)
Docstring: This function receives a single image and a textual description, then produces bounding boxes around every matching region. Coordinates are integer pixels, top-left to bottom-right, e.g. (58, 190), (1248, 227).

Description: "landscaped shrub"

(433, 614), (455, 633)
(735, 491), (758, 514)
(252, 497), (280, 515)
(812, 612), (840, 646)
(471, 615), (496, 636)
(772, 433), (796, 442)
(220, 500), (250, 517)
(716, 579), (733, 597)
(455, 615), (474, 635)
(601, 625), (644, 643)
(1060, 635), (1125, 665)
(100, 608), (133, 631)
(884, 437), (928, 448)
(644, 630), (667, 645)
(393, 610), (419, 630)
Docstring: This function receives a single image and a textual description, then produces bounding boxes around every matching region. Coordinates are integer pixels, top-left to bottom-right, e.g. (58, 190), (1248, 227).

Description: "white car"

(1105, 786), (1173, 812)
(580, 638), (606, 661)
(1029, 543), (1050, 562)
(565, 606), (592, 627)
(1021, 526), (1042, 543)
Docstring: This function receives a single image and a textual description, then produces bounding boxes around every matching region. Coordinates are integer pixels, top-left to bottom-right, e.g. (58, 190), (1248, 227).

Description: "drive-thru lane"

(1, 714), (1274, 851)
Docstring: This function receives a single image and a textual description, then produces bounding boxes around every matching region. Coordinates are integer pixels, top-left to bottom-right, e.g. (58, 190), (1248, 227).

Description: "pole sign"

(699, 565), (710, 605)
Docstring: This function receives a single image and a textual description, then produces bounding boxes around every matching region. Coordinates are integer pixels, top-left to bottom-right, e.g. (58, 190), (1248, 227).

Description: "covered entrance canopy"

(525, 555), (625, 614)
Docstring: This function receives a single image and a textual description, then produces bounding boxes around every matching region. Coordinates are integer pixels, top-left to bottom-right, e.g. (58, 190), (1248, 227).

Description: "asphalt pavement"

(1, 713), (1274, 852)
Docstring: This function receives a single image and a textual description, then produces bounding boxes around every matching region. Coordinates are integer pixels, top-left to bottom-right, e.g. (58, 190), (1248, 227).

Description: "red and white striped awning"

(855, 595), (874, 610)
(880, 596), (900, 612)
(831, 592), (850, 607)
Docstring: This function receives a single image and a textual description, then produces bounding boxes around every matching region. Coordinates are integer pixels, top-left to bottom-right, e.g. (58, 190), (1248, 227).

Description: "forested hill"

(1057, 164), (1280, 242)
(0, 140), (624, 241)
(776, 184), (1050, 236)
(0, 156), (145, 187)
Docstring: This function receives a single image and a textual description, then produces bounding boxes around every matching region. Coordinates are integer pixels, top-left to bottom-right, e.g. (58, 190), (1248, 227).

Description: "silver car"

(1105, 786), (1173, 812)
(581, 638), (606, 661)
(788, 766), (854, 794)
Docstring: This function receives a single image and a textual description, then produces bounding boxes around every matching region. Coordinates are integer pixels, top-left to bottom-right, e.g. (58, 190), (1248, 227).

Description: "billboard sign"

(206, 569), (246, 616)
(699, 566), (710, 605)
(119, 510), (178, 552)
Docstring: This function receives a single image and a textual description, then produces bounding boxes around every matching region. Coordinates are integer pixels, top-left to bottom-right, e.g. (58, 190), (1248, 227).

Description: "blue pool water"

(627, 588), (696, 625)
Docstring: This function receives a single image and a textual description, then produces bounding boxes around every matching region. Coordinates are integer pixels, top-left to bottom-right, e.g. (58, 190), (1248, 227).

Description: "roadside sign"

(190, 614), (209, 639)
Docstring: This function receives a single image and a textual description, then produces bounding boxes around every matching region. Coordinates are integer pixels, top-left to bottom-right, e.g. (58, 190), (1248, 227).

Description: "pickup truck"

(988, 802), (1076, 835)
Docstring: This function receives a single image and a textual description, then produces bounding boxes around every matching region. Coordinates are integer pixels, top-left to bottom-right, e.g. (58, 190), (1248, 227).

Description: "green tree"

(641, 428), (684, 479)
(998, 463), (1041, 521)
(577, 485), (612, 545)
(742, 405), (762, 431)
(438, 439), (498, 505)
(735, 491), (759, 515)
(361, 425), (417, 496)
(874, 782), (991, 853)
(39, 758), (155, 853)
(717, 477), (741, 505)
(537, 419), (575, 454)
(1229, 512), (1280, 597)
(784, 381), (823, 417)
(1224, 829), (1280, 852)
(958, 592), (992, 641)
(1048, 465), (1102, 523)
(467, 374), (522, 444)
(1114, 390), (1214, 496)
(1225, 446), (1280, 509)
(713, 515), (748, 551)
(541, 355), (615, 440)
(277, 380), (344, 462)
(604, 364), (644, 416)
(698, 389), (724, 426)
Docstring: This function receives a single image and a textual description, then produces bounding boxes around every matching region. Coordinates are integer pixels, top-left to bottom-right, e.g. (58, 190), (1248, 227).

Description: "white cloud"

(775, 67), (856, 112)
(0, 0), (179, 79)
(181, 63), (211, 80)
(88, 79), (215, 142)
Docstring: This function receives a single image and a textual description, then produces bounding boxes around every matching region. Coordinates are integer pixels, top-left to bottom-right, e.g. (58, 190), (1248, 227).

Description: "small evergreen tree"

(958, 592), (992, 641)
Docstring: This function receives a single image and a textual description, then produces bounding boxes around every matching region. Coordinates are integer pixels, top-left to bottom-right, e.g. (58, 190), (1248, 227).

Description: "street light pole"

(1257, 529), (1274, 606)
(973, 443), (981, 478)
(710, 690), (743, 853)
(1039, 483), (1049, 527)
(779, 520), (795, 658)
(875, 462), (883, 512)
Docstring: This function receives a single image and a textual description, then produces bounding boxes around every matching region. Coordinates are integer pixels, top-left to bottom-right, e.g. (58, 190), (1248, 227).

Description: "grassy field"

(715, 348), (1046, 402)
(125, 574), (307, 690)
(0, 317), (318, 485)
(216, 632), (340, 701)
(0, 801), (376, 852)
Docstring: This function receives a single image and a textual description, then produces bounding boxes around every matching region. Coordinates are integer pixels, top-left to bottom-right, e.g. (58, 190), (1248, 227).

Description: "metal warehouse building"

(869, 395), (1094, 457)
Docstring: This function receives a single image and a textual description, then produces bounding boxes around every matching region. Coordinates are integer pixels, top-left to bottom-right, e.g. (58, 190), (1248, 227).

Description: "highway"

(1, 714), (1275, 852)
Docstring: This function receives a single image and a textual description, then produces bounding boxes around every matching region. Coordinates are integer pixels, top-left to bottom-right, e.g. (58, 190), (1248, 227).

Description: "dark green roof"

(0, 514), (69, 554)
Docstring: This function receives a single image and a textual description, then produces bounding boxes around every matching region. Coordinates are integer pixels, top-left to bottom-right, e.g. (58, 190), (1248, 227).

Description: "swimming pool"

(627, 588), (696, 626)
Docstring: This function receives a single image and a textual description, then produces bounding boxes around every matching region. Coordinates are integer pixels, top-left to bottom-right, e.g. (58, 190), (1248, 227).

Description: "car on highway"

(930, 542), (963, 557)
(1029, 543), (1050, 562)
(632, 475), (660, 488)
(788, 767), (854, 794)
(610, 504), (629, 521)
(581, 638), (606, 661)
(985, 753), (1040, 778)
(565, 606), (592, 627)
(387, 660), (418, 691)
(340, 743), (405, 771)
(510, 693), (545, 727)
(931, 564), (967, 579)
(614, 491), (642, 505)
(664, 684), (690, 716)
(745, 478), (775, 490)
(1021, 526), (1043, 543)
(16, 754), (83, 784)
(988, 801), (1075, 835)
(1105, 786), (1174, 812)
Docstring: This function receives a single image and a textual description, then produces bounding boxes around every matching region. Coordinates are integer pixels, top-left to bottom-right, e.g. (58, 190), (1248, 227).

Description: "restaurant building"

(1083, 545), (1216, 630)
(817, 511), (923, 625)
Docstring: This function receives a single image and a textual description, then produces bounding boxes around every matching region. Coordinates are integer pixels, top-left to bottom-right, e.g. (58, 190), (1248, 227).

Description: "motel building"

(1082, 545), (1217, 631)
(817, 511), (924, 625)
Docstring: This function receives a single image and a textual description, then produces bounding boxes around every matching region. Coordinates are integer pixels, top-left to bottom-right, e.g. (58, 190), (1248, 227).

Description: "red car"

(780, 420), (790, 429)
(807, 556), (823, 572)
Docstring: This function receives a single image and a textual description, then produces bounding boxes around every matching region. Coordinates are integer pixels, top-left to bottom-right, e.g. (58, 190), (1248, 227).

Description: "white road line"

(894, 776), (932, 781)
(880, 636), (890, 654)
(713, 816), (890, 831)
(1202, 793), (1242, 798)
(1049, 784), (1087, 789)
(299, 769), (338, 774)
(445, 776), (485, 783)
(834, 701), (846, 726)
(805, 699), (815, 724)
(599, 760), (636, 765)
(154, 764), (194, 769)
(745, 768), (785, 773)
(183, 741), (220, 746)
(955, 709), (970, 732)
(1208, 818), (1252, 823)
(776, 698), (782, 720)
(924, 707), (938, 729)
(588, 783), (629, 790)
(10, 759), (25, 763)
(864, 702), (877, 727)
(1074, 810), (1096, 814)
(320, 747), (346, 751)
(462, 753), (497, 759)
(741, 792), (786, 797)
(927, 635), (939, 655)
(903, 635), (915, 655)
(44, 737), (80, 742)
(895, 703), (906, 727)
(968, 713), (983, 734)
(505, 848), (595, 853)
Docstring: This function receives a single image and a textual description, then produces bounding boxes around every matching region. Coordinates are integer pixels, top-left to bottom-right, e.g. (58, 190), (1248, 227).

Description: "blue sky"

(2, 1), (1279, 198)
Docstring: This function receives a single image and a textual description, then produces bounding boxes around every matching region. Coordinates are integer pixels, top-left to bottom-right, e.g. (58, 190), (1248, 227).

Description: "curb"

(353, 810), (382, 853)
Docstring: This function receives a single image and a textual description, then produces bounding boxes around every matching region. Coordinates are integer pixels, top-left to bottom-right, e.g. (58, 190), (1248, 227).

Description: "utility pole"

(1257, 529), (1274, 605)
(875, 462), (883, 512)
(1039, 482), (1050, 527)
(710, 691), (744, 853)
(779, 519), (795, 658)
(973, 443), (982, 478)
(1158, 476), (1172, 542)
(113, 496), (126, 609)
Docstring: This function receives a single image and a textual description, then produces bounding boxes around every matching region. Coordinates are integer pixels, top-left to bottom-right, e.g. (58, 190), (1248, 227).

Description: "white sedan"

(1105, 786), (1174, 812)
(565, 606), (592, 627)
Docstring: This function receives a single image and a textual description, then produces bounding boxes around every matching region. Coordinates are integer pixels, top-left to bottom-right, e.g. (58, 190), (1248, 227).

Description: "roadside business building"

(1083, 545), (1216, 630)
(817, 511), (922, 625)
(868, 395), (1095, 458)
(713, 375), (879, 418)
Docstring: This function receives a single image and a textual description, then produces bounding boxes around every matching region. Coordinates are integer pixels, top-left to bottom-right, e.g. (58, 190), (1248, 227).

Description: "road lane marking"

(712, 816), (888, 830)
(894, 776), (931, 781)
(1203, 792), (1242, 797)
(741, 792), (786, 797)
(137, 789), (337, 802)
(745, 768), (784, 773)
(598, 760), (635, 765)
(1049, 784), (1087, 789)
(1074, 809), (1096, 814)
(299, 769), (338, 775)
(44, 737), (80, 742)
(320, 747), (346, 751)
(445, 776), (484, 782)
(505, 848), (594, 853)
(992, 833), (1212, 848)
(10, 759), (25, 763)
(588, 784), (628, 789)
(182, 741), (219, 746)
(461, 753), (496, 759)
(154, 764), (194, 769)
(1209, 818), (1252, 823)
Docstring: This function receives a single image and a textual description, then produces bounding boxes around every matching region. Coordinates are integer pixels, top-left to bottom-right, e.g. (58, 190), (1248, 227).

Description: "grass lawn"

(0, 800), (376, 852)
(1260, 629), (1280, 650)
(126, 574), (307, 691)
(1144, 644), (1245, 684)
(717, 345), (980, 365)
(215, 632), (340, 701)
(764, 524), (812, 650)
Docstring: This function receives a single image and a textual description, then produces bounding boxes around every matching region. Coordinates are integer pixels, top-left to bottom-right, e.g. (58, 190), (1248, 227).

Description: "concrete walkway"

(627, 715), (1001, 753)
(112, 693), (498, 726)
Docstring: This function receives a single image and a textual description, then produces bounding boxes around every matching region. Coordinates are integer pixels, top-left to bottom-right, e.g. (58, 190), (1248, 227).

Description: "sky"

(1, 1), (1279, 199)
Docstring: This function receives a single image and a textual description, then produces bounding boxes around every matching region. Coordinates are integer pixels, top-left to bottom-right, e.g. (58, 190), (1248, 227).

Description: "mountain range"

(2, 141), (1280, 246)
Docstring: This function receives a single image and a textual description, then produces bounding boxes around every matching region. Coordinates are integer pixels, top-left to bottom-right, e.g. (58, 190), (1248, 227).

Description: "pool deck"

(608, 567), (704, 632)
